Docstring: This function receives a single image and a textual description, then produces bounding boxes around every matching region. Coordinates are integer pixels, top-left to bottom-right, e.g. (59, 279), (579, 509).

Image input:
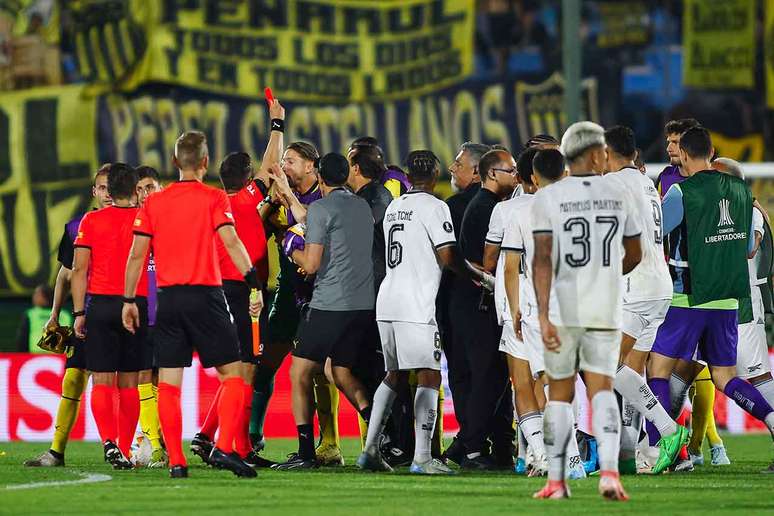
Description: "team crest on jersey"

(443, 221), (453, 233)
(134, 219), (141, 226)
(717, 198), (734, 227)
(225, 212), (234, 220)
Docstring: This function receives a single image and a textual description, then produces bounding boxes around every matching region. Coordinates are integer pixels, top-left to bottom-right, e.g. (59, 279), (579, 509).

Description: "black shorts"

(154, 285), (240, 369)
(64, 336), (87, 370)
(223, 280), (268, 365)
(293, 308), (375, 368)
(85, 295), (147, 373)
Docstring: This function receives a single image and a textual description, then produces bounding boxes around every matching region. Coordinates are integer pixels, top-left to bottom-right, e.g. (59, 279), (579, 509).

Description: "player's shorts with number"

(543, 326), (620, 380)
(498, 319), (544, 376)
(622, 298), (671, 353)
(378, 320), (442, 371)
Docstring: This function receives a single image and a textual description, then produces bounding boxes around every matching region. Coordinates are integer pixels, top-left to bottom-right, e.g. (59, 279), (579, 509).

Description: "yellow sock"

(689, 367), (722, 451)
(138, 383), (162, 450)
(51, 368), (88, 455)
(314, 375), (340, 449)
(699, 383), (723, 447)
(431, 386), (444, 457)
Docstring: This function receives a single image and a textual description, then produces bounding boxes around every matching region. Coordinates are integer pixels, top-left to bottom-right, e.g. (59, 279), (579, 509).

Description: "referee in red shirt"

(71, 163), (147, 470)
(193, 162), (279, 469)
(122, 131), (264, 478)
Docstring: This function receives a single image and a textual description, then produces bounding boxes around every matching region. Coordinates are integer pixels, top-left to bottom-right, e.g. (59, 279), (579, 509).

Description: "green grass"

(1, 435), (773, 515)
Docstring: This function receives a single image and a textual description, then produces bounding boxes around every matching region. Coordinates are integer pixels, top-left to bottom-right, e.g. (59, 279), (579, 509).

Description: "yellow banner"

(71, 0), (474, 103)
(0, 85), (98, 295)
(766, 1), (774, 108)
(683, 0), (755, 89)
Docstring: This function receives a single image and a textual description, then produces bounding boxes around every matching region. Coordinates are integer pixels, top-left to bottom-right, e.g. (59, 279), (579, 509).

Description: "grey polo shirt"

(305, 188), (375, 311)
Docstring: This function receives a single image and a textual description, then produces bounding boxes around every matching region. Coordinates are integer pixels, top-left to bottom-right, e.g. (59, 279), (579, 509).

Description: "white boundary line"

(5, 472), (112, 490)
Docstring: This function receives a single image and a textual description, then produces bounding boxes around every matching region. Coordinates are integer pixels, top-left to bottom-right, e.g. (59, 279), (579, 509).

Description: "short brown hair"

(478, 149), (512, 178)
(175, 131), (208, 170)
(286, 141), (320, 164)
(664, 118), (699, 137)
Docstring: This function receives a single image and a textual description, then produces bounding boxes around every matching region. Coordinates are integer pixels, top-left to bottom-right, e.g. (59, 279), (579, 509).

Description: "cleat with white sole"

(710, 445), (731, 466)
(527, 455), (548, 477)
(356, 451), (393, 472)
(688, 448), (704, 467)
(409, 459), (455, 475)
(23, 450), (64, 467)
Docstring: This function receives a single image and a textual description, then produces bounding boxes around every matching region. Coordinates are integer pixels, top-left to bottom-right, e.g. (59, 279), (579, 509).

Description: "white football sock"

(620, 397), (641, 461)
(615, 365), (677, 437)
(413, 386), (439, 464)
(565, 410), (582, 471)
(592, 390), (621, 473)
(519, 411), (545, 458)
(364, 382), (397, 454)
(543, 401), (573, 481)
(517, 425), (528, 461)
(669, 373), (690, 418)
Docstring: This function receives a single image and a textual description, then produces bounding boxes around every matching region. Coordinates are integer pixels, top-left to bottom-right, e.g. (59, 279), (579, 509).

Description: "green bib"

(680, 171), (752, 306)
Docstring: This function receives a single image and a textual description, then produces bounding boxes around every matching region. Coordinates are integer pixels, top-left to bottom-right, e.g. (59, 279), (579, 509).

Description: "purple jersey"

(656, 165), (688, 198)
(58, 213), (86, 269)
(381, 167), (410, 198)
(287, 182), (322, 227)
(147, 254), (157, 326)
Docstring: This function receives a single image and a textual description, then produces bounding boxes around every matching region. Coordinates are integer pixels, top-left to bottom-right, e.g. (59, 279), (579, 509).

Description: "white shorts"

(377, 321), (442, 371)
(544, 326), (620, 380)
(498, 320), (545, 375)
(736, 291), (770, 379)
(622, 299), (670, 353)
(499, 321), (528, 361)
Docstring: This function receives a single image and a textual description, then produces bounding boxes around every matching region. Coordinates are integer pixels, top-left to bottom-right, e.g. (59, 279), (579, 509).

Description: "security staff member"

(277, 153), (377, 470)
(438, 142), (490, 464)
(454, 148), (517, 470)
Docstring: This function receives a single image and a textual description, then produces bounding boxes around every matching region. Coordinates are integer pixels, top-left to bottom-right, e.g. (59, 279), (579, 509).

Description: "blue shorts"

(650, 306), (738, 367)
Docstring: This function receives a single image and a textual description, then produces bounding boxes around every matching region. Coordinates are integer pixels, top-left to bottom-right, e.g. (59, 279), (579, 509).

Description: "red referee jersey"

(133, 180), (235, 287)
(74, 206), (149, 296)
(217, 180), (269, 283)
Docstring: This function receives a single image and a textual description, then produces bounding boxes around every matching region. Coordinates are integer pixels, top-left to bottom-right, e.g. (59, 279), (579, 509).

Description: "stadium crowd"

(21, 95), (774, 501)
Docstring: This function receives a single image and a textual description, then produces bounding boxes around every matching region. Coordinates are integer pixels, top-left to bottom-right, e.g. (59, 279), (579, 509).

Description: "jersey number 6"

(387, 224), (404, 268)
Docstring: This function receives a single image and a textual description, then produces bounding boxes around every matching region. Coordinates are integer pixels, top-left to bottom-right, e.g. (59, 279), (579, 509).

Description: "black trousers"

(441, 292), (470, 438)
(450, 289), (514, 455)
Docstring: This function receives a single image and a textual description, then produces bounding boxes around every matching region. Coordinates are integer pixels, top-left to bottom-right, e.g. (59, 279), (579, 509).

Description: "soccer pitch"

(1, 435), (773, 515)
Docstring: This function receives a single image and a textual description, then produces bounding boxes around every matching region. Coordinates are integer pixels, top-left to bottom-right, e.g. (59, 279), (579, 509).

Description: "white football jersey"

(485, 199), (514, 326)
(531, 174), (642, 329)
(500, 193), (560, 325)
(376, 191), (456, 324)
(611, 168), (673, 303)
(749, 206), (765, 287)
